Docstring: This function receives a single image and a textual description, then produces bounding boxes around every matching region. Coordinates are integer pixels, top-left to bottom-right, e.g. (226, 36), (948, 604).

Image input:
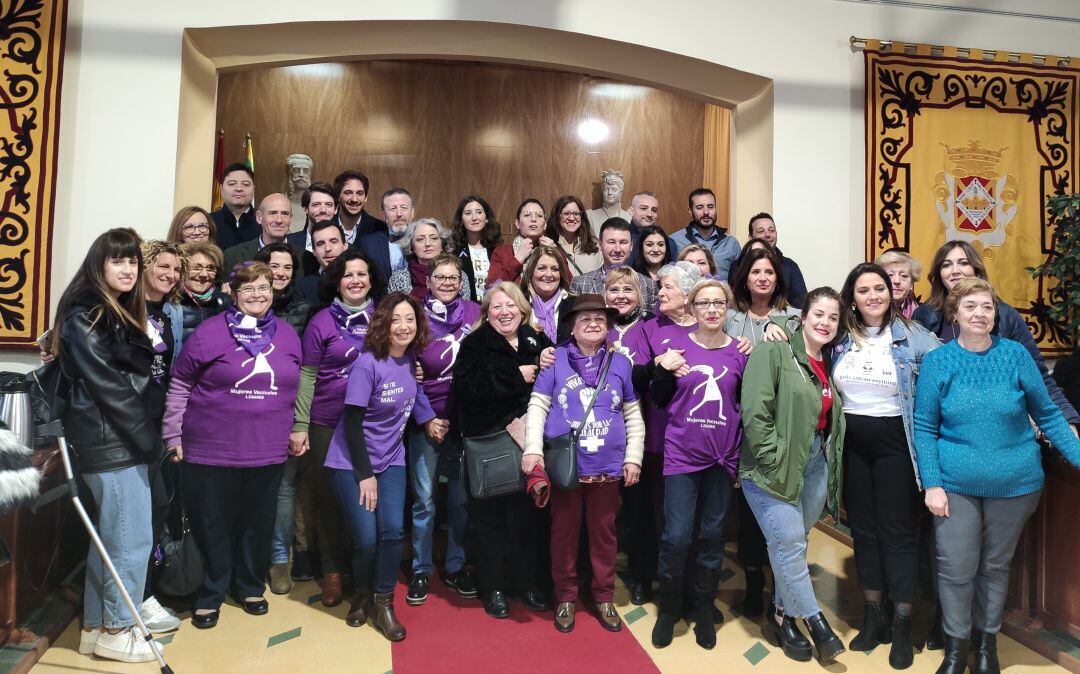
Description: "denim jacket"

(831, 318), (941, 489)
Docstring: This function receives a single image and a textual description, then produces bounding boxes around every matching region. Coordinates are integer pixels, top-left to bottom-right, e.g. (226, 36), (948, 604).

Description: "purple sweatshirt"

(418, 298), (481, 418)
(622, 314), (695, 455)
(533, 344), (637, 478)
(303, 305), (369, 427)
(163, 312), (302, 467)
(659, 332), (747, 478)
(325, 350), (436, 474)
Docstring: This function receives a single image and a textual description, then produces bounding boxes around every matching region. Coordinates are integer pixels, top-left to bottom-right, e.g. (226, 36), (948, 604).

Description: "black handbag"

(152, 453), (204, 597)
(543, 352), (612, 491)
(462, 427), (526, 500)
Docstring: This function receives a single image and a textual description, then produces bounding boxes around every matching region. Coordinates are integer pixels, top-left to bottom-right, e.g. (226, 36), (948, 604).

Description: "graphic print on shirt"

(380, 378), (415, 440)
(337, 345), (358, 378)
(232, 344), (279, 398)
(687, 364), (730, 419)
(556, 373), (615, 453)
(437, 332), (466, 376)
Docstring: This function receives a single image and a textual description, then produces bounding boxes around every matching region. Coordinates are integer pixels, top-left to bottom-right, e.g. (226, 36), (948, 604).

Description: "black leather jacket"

(58, 300), (163, 474)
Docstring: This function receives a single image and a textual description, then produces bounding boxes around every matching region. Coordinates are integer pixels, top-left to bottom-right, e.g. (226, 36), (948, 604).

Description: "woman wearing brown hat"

(522, 294), (645, 633)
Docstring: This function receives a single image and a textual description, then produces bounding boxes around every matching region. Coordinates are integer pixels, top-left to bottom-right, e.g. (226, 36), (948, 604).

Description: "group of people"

(50, 161), (1080, 674)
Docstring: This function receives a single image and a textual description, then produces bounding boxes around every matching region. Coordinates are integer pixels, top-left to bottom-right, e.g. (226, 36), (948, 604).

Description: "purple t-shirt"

(661, 332), (748, 478)
(533, 345), (637, 478)
(302, 305), (369, 427)
(418, 300), (481, 418)
(325, 350), (436, 474)
(608, 318), (646, 362)
(622, 314), (695, 455)
(168, 312), (302, 467)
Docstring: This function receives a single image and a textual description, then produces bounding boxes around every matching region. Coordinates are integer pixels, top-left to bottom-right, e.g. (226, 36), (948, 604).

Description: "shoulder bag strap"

(571, 350), (613, 445)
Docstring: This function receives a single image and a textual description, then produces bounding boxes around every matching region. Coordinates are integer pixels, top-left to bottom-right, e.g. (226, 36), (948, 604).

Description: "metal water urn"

(0, 379), (33, 448)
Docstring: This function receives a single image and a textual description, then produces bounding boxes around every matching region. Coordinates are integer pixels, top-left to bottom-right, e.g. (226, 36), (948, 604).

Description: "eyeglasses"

(431, 274), (461, 284)
(561, 211), (582, 220)
(191, 264), (218, 274)
(182, 223), (210, 233)
(237, 284), (272, 296)
(692, 299), (728, 310)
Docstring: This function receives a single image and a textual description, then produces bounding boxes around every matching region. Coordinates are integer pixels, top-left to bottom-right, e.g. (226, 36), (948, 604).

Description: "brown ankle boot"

(321, 572), (343, 607)
(371, 592), (406, 642)
(346, 590), (371, 627)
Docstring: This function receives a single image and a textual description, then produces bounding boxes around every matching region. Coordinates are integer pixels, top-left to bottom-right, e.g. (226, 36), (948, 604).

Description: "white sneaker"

(140, 596), (181, 633)
(92, 628), (162, 663)
(78, 628), (99, 655)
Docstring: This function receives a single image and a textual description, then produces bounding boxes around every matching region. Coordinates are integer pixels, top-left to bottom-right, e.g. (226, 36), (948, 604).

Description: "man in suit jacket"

(223, 193), (292, 272)
(296, 220), (349, 303)
(212, 162), (260, 250)
(747, 212), (808, 308)
(357, 186), (413, 283)
(333, 169), (388, 246)
(285, 182), (338, 276)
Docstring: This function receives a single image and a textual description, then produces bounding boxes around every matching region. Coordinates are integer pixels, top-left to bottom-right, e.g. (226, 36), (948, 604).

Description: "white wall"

(8, 0), (1075, 372)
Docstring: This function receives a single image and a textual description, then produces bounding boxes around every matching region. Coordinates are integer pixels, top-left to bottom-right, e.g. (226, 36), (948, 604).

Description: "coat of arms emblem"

(933, 140), (1018, 252)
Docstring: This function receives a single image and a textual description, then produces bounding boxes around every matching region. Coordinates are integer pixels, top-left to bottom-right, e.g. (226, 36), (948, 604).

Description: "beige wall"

(11, 0), (1078, 372)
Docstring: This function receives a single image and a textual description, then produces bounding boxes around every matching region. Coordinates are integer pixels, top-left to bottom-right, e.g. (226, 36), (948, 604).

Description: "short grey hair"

(399, 217), (452, 257)
(656, 261), (701, 296)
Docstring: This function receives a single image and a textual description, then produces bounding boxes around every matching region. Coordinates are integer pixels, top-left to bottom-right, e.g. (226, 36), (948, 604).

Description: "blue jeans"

(658, 464), (733, 580)
(270, 455), (298, 564)
(408, 425), (469, 575)
(83, 464), (153, 629)
(330, 466), (406, 594)
(742, 439), (829, 618)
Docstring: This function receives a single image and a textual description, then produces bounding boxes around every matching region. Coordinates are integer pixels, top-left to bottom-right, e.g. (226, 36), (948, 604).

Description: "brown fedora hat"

(566, 293), (619, 323)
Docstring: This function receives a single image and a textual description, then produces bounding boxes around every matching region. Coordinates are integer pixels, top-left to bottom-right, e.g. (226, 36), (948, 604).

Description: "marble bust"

(285, 153), (313, 233)
(586, 169), (632, 235)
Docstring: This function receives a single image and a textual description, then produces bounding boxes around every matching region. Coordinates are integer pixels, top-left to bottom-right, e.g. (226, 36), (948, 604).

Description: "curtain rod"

(849, 36), (1073, 66)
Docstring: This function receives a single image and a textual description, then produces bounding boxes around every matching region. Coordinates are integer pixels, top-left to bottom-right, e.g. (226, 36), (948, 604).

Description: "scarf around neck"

(225, 305), (276, 356)
(532, 290), (563, 343)
(408, 258), (430, 301)
(330, 297), (372, 348)
(567, 340), (607, 389)
(425, 293), (465, 339)
(184, 284), (215, 305)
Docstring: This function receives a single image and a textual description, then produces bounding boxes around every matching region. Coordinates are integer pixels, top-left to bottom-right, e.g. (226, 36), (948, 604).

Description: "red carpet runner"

(390, 575), (660, 673)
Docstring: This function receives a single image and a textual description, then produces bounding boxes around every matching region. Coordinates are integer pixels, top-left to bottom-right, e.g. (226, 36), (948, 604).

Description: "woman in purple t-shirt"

(324, 293), (440, 641)
(407, 255), (481, 604)
(288, 249), (381, 607)
(522, 294), (645, 634)
(163, 261), (302, 629)
(649, 280), (748, 650)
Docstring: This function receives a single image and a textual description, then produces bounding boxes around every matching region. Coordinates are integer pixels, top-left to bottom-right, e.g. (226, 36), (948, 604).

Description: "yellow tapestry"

(0, 0), (66, 348)
(864, 45), (1078, 356)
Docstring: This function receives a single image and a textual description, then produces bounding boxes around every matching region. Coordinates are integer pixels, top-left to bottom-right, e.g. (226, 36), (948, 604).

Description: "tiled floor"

(31, 528), (1071, 673)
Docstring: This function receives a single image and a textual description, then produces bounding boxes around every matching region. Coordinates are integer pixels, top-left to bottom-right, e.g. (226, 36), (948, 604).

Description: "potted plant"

(1029, 193), (1080, 408)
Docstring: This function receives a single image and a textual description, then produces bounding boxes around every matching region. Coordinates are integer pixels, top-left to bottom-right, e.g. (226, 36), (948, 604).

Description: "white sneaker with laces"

(92, 628), (161, 663)
(78, 628), (99, 655)
(140, 596), (181, 633)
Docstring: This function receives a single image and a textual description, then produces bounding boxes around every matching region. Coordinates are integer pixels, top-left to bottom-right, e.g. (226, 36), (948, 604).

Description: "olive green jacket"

(738, 328), (846, 516)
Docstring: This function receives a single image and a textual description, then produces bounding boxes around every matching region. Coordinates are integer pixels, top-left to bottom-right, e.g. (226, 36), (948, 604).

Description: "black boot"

(693, 570), (719, 650)
(742, 567), (765, 618)
(971, 630), (999, 674)
(849, 600), (890, 651)
(762, 603), (812, 662)
(804, 612), (846, 665)
(651, 577), (683, 649)
(935, 635), (970, 674)
(889, 611), (914, 670)
(926, 606), (945, 650)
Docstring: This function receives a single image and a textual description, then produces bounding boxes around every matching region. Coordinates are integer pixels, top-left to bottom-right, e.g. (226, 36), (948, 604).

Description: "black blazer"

(285, 230), (320, 277)
(455, 246), (489, 302)
(223, 237), (261, 272)
(58, 300), (163, 473)
(358, 230), (394, 287)
(452, 321), (553, 437)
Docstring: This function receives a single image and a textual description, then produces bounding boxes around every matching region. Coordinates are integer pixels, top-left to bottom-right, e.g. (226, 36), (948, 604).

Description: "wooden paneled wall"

(216, 60), (722, 236)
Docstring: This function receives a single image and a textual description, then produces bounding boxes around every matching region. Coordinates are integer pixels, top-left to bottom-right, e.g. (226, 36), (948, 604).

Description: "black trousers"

(182, 461), (284, 610)
(624, 453), (664, 584)
(468, 490), (540, 596)
(843, 414), (919, 603)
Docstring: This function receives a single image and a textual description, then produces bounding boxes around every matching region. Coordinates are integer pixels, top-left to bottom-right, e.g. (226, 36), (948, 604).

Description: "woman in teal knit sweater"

(914, 278), (1080, 674)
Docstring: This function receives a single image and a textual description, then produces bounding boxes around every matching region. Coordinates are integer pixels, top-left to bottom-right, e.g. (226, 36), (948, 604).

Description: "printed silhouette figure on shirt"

(438, 332), (465, 376)
(688, 363), (729, 419)
(235, 343), (278, 390)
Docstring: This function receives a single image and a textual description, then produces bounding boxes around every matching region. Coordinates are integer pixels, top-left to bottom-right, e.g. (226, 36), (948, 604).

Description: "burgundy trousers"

(550, 481), (621, 603)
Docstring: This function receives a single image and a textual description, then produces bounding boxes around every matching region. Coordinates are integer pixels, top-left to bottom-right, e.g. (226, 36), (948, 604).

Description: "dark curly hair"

(318, 248), (384, 307)
(364, 292), (429, 360)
